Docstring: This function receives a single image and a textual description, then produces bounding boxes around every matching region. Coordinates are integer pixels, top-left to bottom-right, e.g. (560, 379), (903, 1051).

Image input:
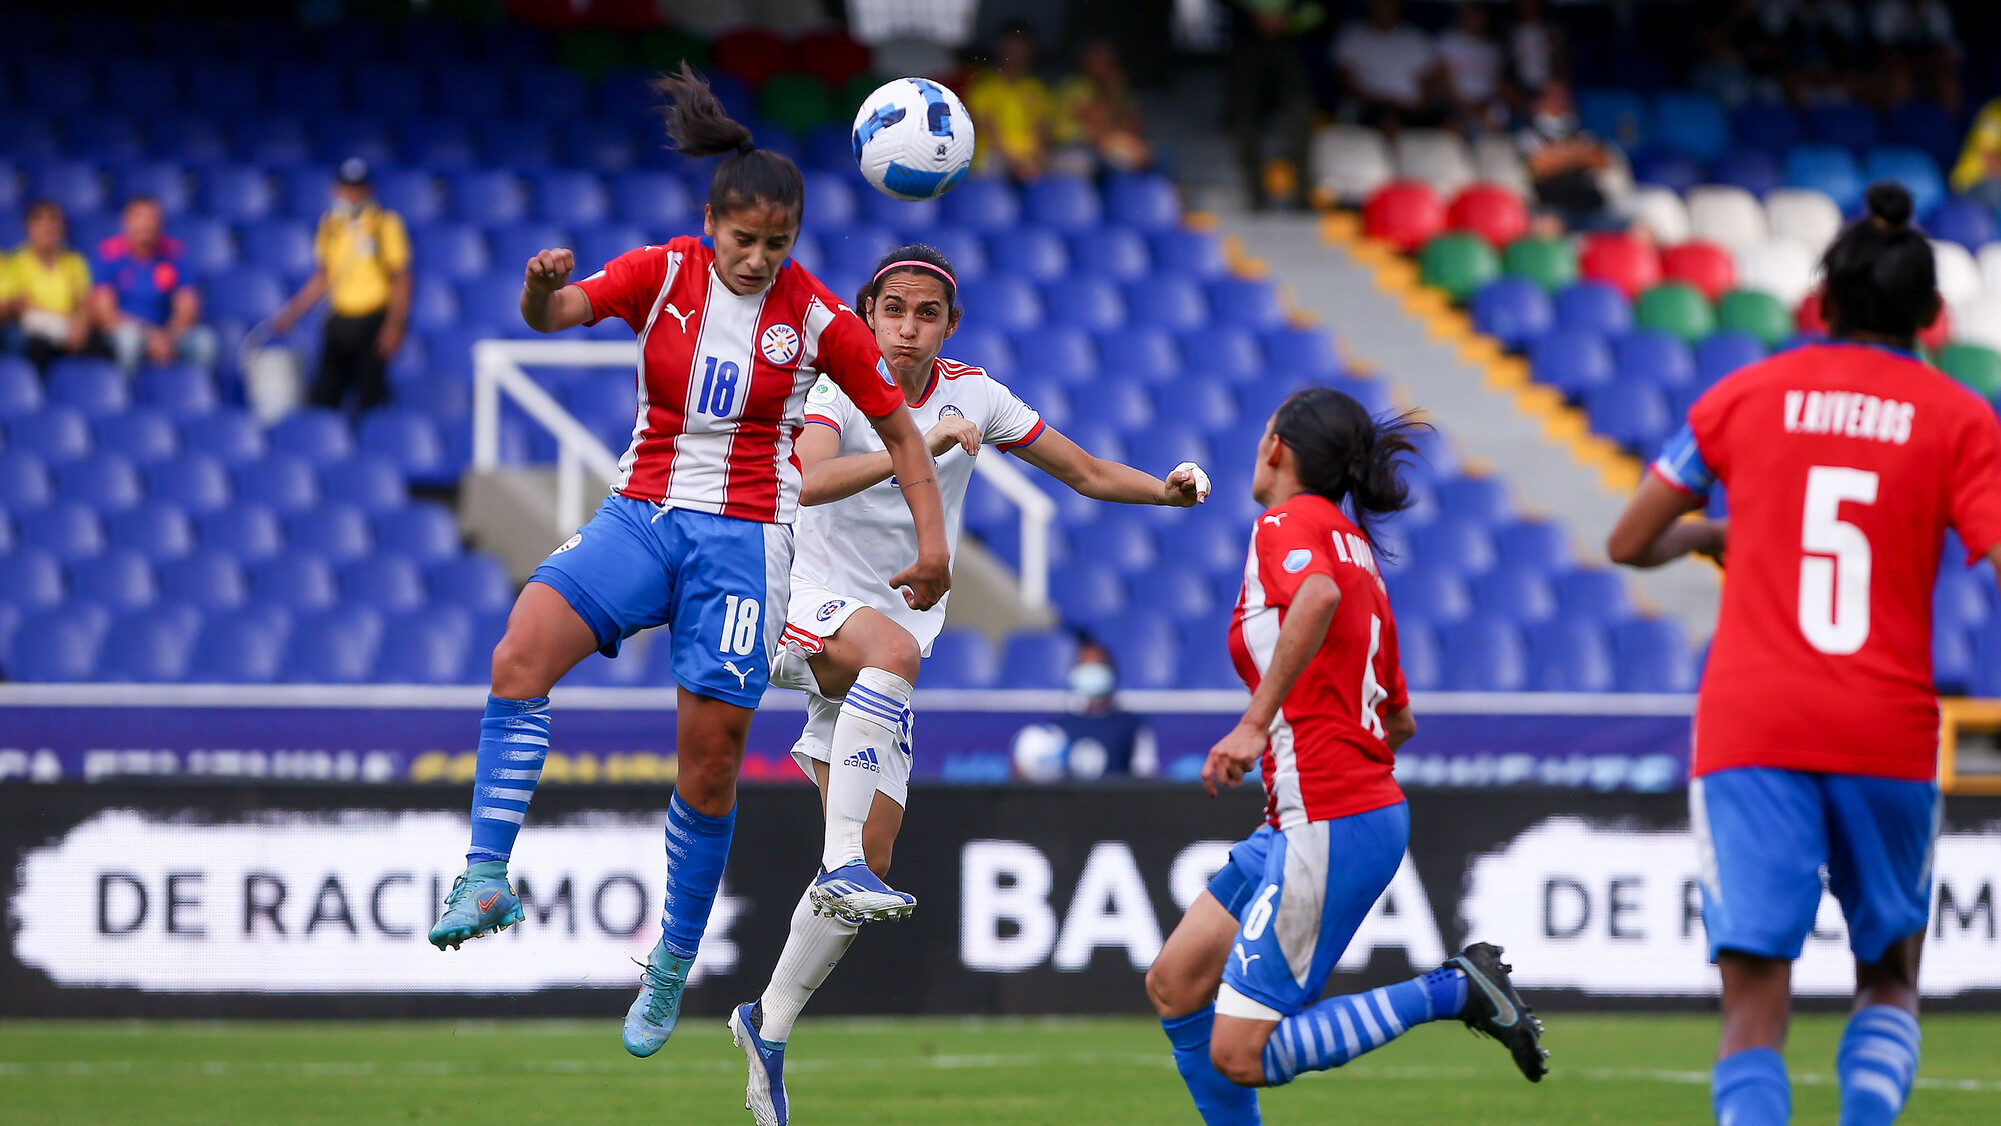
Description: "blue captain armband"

(1651, 424), (1715, 500)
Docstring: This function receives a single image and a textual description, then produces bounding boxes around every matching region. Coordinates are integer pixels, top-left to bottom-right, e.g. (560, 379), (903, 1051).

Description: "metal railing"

(469, 338), (1055, 610)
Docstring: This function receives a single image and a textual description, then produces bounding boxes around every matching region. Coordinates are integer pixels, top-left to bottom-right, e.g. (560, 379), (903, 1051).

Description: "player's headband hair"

(735, 139), (755, 155)
(871, 259), (956, 286)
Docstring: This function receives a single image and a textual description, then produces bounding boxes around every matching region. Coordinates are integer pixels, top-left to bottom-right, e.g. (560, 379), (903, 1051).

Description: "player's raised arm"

(798, 414), (982, 505)
(1010, 424), (1210, 507)
(518, 248), (594, 333)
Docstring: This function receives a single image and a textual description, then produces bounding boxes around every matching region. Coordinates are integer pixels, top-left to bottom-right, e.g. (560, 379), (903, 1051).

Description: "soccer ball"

(851, 77), (976, 202)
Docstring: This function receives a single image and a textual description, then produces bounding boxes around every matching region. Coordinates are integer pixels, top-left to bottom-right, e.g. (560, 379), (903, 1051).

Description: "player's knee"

(489, 633), (550, 698)
(873, 636), (920, 685)
(1144, 963), (1194, 1018)
(1210, 1040), (1267, 1087)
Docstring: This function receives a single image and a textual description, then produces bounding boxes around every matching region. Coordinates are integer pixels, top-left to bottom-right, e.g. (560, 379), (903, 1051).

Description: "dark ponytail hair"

(653, 63), (805, 222)
(1818, 182), (1940, 343)
(1271, 387), (1428, 556)
(854, 243), (959, 326)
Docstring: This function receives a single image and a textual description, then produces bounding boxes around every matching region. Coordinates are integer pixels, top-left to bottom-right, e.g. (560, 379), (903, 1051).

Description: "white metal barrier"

(469, 338), (1056, 609)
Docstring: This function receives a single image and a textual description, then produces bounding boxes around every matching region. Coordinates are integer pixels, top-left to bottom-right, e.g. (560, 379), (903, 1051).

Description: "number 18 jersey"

(1655, 343), (2001, 781)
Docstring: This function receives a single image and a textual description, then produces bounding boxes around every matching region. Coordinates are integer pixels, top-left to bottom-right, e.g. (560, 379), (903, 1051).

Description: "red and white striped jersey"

(573, 236), (906, 524)
(1228, 493), (1408, 830)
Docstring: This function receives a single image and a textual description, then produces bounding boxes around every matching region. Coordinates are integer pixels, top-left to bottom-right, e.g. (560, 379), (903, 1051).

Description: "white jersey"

(793, 355), (1044, 651)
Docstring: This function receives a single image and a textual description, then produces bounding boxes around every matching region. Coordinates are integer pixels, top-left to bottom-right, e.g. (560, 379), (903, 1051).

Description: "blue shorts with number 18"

(529, 495), (792, 708)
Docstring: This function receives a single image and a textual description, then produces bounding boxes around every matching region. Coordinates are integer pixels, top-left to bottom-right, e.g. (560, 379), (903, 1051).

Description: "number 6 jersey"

(574, 236), (906, 523)
(1653, 342), (2001, 781)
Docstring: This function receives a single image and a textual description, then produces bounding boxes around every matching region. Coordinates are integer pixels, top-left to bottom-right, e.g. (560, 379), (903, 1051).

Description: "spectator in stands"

(1868, 0), (1960, 110)
(1219, 0), (1320, 211)
(964, 23), (1063, 180)
(1333, 0), (1442, 136)
(1010, 640), (1159, 780)
(1, 200), (97, 372)
(1507, 0), (1564, 99)
(1059, 40), (1153, 174)
(1949, 98), (2001, 210)
(1517, 81), (1621, 233)
(271, 159), (412, 413)
(90, 196), (215, 375)
(1436, 2), (1506, 134)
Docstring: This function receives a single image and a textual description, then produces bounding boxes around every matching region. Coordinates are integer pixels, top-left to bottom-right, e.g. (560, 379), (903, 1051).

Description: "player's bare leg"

(1840, 933), (1925, 1125)
(805, 610), (920, 921)
(431, 583), (598, 950)
(1713, 950), (1795, 1124)
(1148, 892), (1263, 1124)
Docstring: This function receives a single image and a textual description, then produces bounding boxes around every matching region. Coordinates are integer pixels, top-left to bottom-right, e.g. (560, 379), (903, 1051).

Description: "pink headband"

(871, 259), (956, 286)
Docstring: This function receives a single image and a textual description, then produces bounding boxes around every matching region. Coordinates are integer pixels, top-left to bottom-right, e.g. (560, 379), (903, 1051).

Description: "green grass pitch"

(4, 1014), (1998, 1124)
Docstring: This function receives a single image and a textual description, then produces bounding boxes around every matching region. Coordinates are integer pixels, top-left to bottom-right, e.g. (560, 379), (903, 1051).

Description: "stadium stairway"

(1214, 211), (1721, 642)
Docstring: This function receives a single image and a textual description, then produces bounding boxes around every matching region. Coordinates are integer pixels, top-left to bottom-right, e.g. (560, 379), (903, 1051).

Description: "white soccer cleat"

(808, 860), (915, 922)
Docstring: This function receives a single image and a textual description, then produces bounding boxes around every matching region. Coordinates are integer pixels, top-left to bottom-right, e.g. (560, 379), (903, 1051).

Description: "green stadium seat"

(1419, 232), (1500, 305)
(1634, 282), (1715, 344)
(1500, 236), (1578, 291)
(759, 73), (839, 135)
(557, 29), (631, 78)
(1937, 343), (2001, 399)
(636, 28), (710, 72)
(1715, 288), (1793, 349)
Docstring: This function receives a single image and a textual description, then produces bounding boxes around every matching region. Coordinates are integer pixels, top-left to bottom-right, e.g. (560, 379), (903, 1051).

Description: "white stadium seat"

(1734, 237), (1818, 308)
(1951, 293), (2001, 351)
(1764, 188), (1843, 253)
(1394, 129), (1476, 197)
(1312, 124), (1394, 203)
(1979, 242), (2001, 298)
(1932, 239), (1983, 308)
(1686, 185), (1768, 253)
(1626, 185), (1691, 243)
(1471, 133), (1531, 196)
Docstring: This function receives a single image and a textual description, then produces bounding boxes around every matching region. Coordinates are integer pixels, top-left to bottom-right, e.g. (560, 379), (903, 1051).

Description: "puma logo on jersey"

(1261, 513), (1288, 527)
(722, 660), (751, 689)
(663, 303), (694, 332)
(1233, 944), (1261, 974)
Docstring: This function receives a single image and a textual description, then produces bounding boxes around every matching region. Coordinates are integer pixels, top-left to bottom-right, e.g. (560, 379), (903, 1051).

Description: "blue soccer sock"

(1838, 1005), (1920, 1126)
(466, 695), (551, 865)
(1260, 968), (1464, 1085)
(1714, 1047), (1791, 1126)
(657, 789), (735, 959)
(1161, 1005), (1261, 1126)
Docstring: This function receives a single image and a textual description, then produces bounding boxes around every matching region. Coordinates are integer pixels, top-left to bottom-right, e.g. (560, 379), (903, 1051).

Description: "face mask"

(332, 200), (362, 220)
(1069, 662), (1115, 699)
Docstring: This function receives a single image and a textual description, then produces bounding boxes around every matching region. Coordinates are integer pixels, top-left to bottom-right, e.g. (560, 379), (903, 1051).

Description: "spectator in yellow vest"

(964, 24), (1065, 181)
(272, 158), (412, 412)
(1950, 98), (2001, 211)
(2, 200), (97, 371)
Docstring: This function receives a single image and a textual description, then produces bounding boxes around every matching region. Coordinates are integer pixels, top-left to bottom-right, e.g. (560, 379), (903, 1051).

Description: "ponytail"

(1271, 387), (1428, 556)
(653, 63), (805, 221)
(1818, 182), (1940, 343)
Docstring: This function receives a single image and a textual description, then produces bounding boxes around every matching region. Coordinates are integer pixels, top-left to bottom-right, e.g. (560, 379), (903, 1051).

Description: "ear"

(702, 204), (716, 239)
(944, 304), (962, 338)
(1262, 430), (1284, 469)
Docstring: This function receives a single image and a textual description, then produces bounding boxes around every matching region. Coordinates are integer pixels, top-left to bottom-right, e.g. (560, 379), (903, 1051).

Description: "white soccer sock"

(820, 666), (910, 872)
(757, 885), (858, 1043)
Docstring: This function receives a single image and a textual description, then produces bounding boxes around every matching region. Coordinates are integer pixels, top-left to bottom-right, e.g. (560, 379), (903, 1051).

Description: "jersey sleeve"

(1253, 510), (1341, 609)
(983, 376), (1046, 452)
(1650, 423), (1717, 499)
(803, 374), (858, 435)
(813, 302), (903, 419)
(1949, 404), (2001, 560)
(572, 246), (663, 331)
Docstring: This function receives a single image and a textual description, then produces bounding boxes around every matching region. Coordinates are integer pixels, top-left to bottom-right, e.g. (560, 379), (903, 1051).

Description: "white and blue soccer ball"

(852, 77), (975, 201)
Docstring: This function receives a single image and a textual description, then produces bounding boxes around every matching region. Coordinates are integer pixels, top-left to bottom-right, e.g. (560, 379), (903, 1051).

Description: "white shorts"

(770, 580), (912, 807)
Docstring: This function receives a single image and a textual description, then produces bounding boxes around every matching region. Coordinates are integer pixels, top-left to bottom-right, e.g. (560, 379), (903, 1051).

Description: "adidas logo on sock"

(842, 747), (881, 772)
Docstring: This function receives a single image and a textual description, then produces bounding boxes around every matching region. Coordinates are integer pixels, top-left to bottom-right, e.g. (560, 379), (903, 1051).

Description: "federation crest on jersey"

(816, 599), (846, 621)
(1283, 548), (1312, 573)
(760, 323), (801, 366)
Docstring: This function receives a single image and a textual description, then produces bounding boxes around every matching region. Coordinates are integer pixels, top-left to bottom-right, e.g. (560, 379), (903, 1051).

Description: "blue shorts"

(1208, 802), (1410, 1017)
(1692, 767), (1940, 965)
(529, 495), (792, 708)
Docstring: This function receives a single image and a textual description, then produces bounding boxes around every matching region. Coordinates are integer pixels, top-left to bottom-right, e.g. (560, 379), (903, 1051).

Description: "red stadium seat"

(1364, 181), (1447, 255)
(1660, 240), (1736, 302)
(1579, 232), (1662, 299)
(1922, 301), (1953, 352)
(712, 29), (791, 88)
(1446, 183), (1530, 248)
(793, 29), (873, 88)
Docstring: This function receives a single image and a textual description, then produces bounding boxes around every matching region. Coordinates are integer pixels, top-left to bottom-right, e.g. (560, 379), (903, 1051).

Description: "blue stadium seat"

(1207, 277), (1283, 330)
(1934, 568), (1992, 631)
(564, 120), (638, 174)
(18, 500), (105, 562)
(950, 328), (1014, 378)
(1710, 149), (1782, 198)
(410, 223), (490, 281)
(267, 409), (355, 465)
(157, 550), (248, 611)
(134, 364), (218, 418)
(1471, 277), (1555, 349)
(376, 503), (462, 566)
(940, 176), (1019, 232)
(1085, 510), (1159, 573)
(146, 453), (233, 513)
(1178, 328), (1260, 384)
(1927, 198), (1997, 253)
(1438, 476), (1509, 524)
(1007, 376), (1069, 428)
(998, 630), (1079, 689)
(68, 549), (155, 612)
(1395, 618), (1443, 691)
(1131, 562), (1218, 620)
(0, 356), (42, 418)
(409, 276), (463, 333)
(1124, 276), (1207, 332)
(179, 411), (266, 467)
(1975, 626), (2001, 697)
(199, 164), (276, 222)
(250, 552), (339, 612)
(312, 117), (394, 167)
(1530, 329), (1614, 397)
(107, 503), (195, 561)
(1095, 326), (1178, 384)
(859, 187), (942, 233)
(1730, 100), (1802, 153)
(821, 225), (898, 282)
(1104, 173), (1180, 231)
(1862, 146), (1945, 217)
(1149, 229), (1226, 279)
(285, 504), (373, 564)
(207, 268), (286, 327)
(6, 405), (92, 462)
(232, 115), (314, 168)
(798, 171), (859, 228)
(922, 630), (1000, 689)
(1387, 565), (1473, 622)
(1265, 325), (1343, 379)
(1407, 515), (1497, 574)
(232, 455), (320, 513)
(1693, 331), (1766, 387)
(1084, 228), (1152, 285)
(173, 216), (236, 274)
(1440, 617), (1529, 691)
(1069, 380), (1155, 433)
(1631, 150), (1704, 194)
(1471, 565), (1557, 623)
(1651, 92), (1730, 162)
(1052, 562), (1127, 626)
(1578, 88), (1646, 146)
(236, 219), (315, 279)
(1614, 329), (1696, 388)
(1586, 380), (1675, 453)
(97, 608), (194, 682)
(1612, 617), (1696, 692)
(320, 456), (408, 513)
(20, 56), (97, 114)
(92, 408), (177, 468)
(1783, 144), (1864, 212)
(1098, 614), (1180, 690)
(147, 117), (229, 165)
(373, 609), (473, 684)
(955, 276), (1042, 334)
(1043, 277), (1125, 331)
(1494, 519), (1571, 572)
(54, 454), (142, 511)
(426, 554), (513, 614)
(1805, 102), (1880, 150)
(359, 410), (450, 484)
(4, 610), (100, 681)
(0, 550), (67, 612)
(1150, 423), (1213, 467)
(574, 223), (652, 279)
(339, 554), (427, 613)
(372, 167), (444, 224)
(988, 228), (1068, 280)
(1023, 175), (1102, 233)
(118, 161), (194, 216)
(1554, 567), (1631, 621)
(1933, 624), (1975, 695)
(1885, 99), (1961, 167)
(450, 168), (526, 225)
(196, 504), (285, 562)
(105, 60), (179, 114)
(185, 610), (286, 683)
(474, 120), (556, 170)
(1554, 280), (1633, 336)
(32, 160), (106, 215)
(1525, 617), (1616, 691)
(400, 122), (478, 170)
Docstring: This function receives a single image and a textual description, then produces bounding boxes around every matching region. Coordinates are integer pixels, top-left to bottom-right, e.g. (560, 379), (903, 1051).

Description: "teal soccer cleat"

(623, 938), (694, 1057)
(428, 861), (525, 950)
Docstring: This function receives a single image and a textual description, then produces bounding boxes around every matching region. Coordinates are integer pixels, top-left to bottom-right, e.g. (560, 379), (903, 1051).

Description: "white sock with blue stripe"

(820, 667), (911, 872)
(466, 695), (551, 865)
(1260, 971), (1462, 1086)
(1839, 1004), (1920, 1125)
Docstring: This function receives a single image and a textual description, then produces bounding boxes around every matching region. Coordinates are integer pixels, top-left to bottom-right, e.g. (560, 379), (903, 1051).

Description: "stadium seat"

(339, 554), (427, 613)
(320, 456), (409, 514)
(922, 630), (1000, 690)
(358, 410), (450, 484)
(1104, 173), (1180, 231)
(373, 503), (461, 566)
(1686, 186), (1767, 252)
(157, 550), (248, 612)
(69, 549), (156, 612)
(1862, 147), (1944, 217)
(1804, 101), (1880, 149)
(1613, 617), (1696, 692)
(231, 455), (319, 514)
(1937, 343), (2001, 399)
(1438, 476), (1510, 525)
(1023, 175), (1102, 233)
(1525, 618), (1616, 691)
(1950, 294), (2001, 352)
(1626, 186), (1691, 244)
(1660, 241), (1735, 302)
(1394, 130), (1475, 196)
(940, 177), (1019, 232)
(1931, 239), (1982, 308)
(1123, 276), (1208, 332)
(1080, 510), (1157, 573)
(1363, 181), (1446, 254)
(1207, 277), (1285, 330)
(97, 409), (179, 467)
(988, 228), (1067, 280)
(1586, 380), (1675, 453)
(1732, 100), (1802, 153)
(1470, 277), (1554, 349)
(235, 219), (315, 280)
(1313, 124), (1394, 202)
(97, 608), (195, 682)
(117, 161), (194, 216)
(1578, 233), (1661, 299)
(1044, 277), (1125, 332)
(998, 631), (1079, 690)
(18, 500), (106, 562)
(1651, 91), (1730, 162)
(1408, 516), (1496, 575)
(6, 405), (92, 462)
(450, 168), (526, 225)
(1633, 284), (1715, 345)
(1783, 144), (1864, 212)
(1178, 328), (1260, 385)
(1472, 565), (1557, 623)
(1051, 562), (1126, 626)
(1710, 149), (1783, 198)
(1094, 327), (1177, 384)
(1734, 238), (1818, 308)
(0, 449), (53, 512)
(1440, 617), (1529, 691)
(179, 411), (267, 467)
(372, 609), (473, 684)
(0, 357), (42, 419)
(1631, 149), (1704, 195)
(1501, 236), (1578, 291)
(1555, 567), (1631, 621)
(147, 454), (233, 513)
(54, 454), (143, 511)
(284, 504), (372, 565)
(4, 610), (100, 681)
(134, 364), (218, 418)
(267, 409), (355, 465)
(1715, 288), (1794, 349)
(0, 549), (67, 612)
(199, 164), (276, 222)
(185, 610), (287, 683)
(1261, 326), (1341, 378)
(1446, 183), (1529, 248)
(1419, 233), (1500, 304)
(1150, 229), (1227, 280)
(1694, 331), (1767, 386)
(250, 552), (339, 613)
(1396, 619), (1443, 691)
(1494, 519), (1571, 572)
(1553, 280), (1633, 336)
(32, 160), (107, 215)
(426, 554), (512, 615)
(107, 503), (195, 561)
(1927, 198), (1998, 254)
(195, 504), (285, 562)
(1387, 565), (1472, 623)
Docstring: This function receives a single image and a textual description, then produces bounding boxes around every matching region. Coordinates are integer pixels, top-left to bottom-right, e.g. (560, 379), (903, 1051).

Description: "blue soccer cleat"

(808, 860), (915, 922)
(729, 1001), (789, 1125)
(428, 860), (525, 950)
(623, 937), (694, 1057)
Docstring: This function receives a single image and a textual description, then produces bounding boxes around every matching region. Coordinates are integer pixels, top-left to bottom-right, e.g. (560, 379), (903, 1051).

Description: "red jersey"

(1653, 343), (2001, 781)
(573, 236), (904, 524)
(1227, 493), (1409, 829)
